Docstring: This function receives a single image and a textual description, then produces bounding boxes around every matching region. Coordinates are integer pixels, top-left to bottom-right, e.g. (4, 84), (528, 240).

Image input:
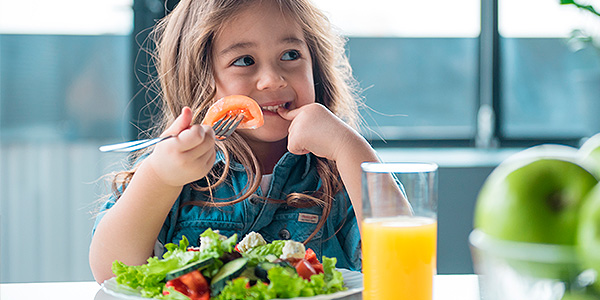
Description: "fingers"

(287, 144), (310, 156)
(277, 106), (301, 121)
(163, 107), (193, 137)
(177, 125), (216, 175)
(161, 107), (215, 152)
(177, 124), (215, 152)
(278, 106), (307, 155)
(148, 109), (216, 186)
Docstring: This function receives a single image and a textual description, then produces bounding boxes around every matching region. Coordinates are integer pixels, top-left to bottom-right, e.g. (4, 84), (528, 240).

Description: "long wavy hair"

(110, 0), (362, 243)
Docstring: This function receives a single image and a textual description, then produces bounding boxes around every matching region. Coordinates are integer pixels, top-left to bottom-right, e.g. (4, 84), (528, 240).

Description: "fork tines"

(213, 113), (244, 139)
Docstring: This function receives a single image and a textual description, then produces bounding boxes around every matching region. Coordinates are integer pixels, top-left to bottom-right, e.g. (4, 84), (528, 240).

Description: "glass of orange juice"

(361, 162), (438, 300)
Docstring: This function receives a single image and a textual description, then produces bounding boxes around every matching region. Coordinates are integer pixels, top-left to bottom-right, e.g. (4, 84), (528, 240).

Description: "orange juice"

(362, 216), (437, 300)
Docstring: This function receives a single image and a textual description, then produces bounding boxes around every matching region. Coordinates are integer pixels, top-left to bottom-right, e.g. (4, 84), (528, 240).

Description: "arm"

(89, 107), (216, 283)
(278, 103), (395, 230)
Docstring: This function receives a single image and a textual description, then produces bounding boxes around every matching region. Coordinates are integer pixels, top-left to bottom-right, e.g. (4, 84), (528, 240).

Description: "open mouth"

(261, 102), (290, 113)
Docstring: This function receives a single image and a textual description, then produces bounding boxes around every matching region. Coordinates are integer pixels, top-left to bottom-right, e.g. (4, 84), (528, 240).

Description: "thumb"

(164, 107), (193, 136)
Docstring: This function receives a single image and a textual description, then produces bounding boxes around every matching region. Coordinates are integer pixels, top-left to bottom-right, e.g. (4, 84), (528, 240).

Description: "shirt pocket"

(174, 220), (245, 247)
(172, 205), (246, 247)
(261, 207), (324, 257)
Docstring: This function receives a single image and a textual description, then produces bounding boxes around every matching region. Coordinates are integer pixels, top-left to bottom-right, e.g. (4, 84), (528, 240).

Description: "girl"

(90, 0), (388, 284)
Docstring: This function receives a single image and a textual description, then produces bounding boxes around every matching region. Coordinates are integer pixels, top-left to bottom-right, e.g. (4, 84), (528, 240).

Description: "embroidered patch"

(298, 213), (319, 224)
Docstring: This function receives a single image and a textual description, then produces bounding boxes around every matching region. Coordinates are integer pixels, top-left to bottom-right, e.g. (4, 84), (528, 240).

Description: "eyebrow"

(218, 36), (306, 56)
(281, 37), (305, 46)
(219, 42), (256, 56)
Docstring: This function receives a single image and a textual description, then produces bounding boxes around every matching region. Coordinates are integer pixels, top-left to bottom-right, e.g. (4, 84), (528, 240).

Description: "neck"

(245, 138), (288, 174)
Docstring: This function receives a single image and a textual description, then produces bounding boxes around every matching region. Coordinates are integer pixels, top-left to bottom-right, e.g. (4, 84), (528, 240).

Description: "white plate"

(100, 269), (363, 300)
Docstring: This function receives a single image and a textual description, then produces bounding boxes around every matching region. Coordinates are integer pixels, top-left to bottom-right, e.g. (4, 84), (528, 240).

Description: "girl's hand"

(279, 103), (382, 233)
(145, 107), (216, 187)
(278, 103), (361, 162)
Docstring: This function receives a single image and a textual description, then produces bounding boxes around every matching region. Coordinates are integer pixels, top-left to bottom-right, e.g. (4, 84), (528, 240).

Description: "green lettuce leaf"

(322, 257), (345, 293)
(216, 261), (347, 300)
(159, 286), (193, 300)
(215, 277), (276, 300)
(245, 240), (286, 257)
(199, 228), (237, 259)
(267, 266), (306, 298)
(112, 236), (207, 298)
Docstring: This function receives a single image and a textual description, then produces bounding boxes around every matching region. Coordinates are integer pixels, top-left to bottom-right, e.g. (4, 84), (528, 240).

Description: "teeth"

(261, 103), (286, 112)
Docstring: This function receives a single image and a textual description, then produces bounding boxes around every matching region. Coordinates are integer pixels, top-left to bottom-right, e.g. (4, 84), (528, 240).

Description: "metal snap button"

(278, 228), (291, 240)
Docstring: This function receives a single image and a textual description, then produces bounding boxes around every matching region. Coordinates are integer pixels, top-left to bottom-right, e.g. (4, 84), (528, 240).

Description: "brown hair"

(111, 0), (361, 243)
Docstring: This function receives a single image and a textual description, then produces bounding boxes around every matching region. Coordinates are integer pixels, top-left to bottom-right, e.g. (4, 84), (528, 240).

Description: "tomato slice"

(202, 95), (264, 130)
(295, 259), (318, 280)
(293, 249), (325, 280)
(304, 248), (319, 265)
(312, 261), (324, 274)
(164, 270), (210, 300)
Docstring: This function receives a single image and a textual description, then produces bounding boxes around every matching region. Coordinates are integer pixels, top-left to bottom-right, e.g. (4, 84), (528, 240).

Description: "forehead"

(213, 1), (305, 50)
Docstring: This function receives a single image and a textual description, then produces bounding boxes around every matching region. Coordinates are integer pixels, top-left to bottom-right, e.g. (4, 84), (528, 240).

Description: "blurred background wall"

(1, 0), (600, 282)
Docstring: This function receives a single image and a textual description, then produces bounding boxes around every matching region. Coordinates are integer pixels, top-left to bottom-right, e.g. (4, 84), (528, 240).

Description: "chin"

(238, 129), (288, 144)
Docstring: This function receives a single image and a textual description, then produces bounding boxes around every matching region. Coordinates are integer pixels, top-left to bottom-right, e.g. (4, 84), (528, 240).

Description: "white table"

(0, 275), (480, 300)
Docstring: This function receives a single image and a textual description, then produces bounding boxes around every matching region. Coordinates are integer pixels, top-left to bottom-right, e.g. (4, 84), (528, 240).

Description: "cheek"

(289, 64), (316, 104)
(299, 74), (316, 105)
(214, 78), (248, 99)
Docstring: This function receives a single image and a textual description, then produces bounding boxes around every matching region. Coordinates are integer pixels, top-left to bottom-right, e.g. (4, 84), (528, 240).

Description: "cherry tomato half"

(295, 258), (324, 280)
(164, 270), (210, 300)
(304, 248), (320, 265)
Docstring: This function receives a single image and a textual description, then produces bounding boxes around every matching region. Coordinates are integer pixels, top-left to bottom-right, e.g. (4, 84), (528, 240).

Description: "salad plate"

(100, 230), (362, 300)
(100, 268), (363, 300)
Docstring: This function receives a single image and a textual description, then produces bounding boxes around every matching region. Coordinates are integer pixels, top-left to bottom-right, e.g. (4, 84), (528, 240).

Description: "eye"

(281, 50), (300, 61)
(232, 56), (255, 67)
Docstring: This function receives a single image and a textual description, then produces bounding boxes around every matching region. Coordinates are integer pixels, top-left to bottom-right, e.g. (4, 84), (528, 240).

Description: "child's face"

(212, 1), (315, 144)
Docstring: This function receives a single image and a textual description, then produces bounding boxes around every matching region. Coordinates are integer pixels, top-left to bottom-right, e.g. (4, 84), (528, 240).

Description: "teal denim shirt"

(93, 151), (362, 271)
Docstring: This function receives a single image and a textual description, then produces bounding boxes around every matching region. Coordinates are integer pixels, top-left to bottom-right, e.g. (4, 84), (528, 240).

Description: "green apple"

(561, 292), (600, 300)
(577, 183), (600, 291)
(473, 145), (598, 279)
(475, 146), (596, 245)
(578, 133), (600, 178)
(504, 143), (579, 166)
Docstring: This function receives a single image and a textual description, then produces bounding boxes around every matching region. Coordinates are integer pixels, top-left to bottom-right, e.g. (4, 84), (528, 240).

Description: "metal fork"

(98, 113), (244, 152)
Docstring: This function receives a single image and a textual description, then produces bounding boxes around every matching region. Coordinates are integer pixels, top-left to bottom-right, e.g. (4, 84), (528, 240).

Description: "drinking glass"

(361, 162), (438, 300)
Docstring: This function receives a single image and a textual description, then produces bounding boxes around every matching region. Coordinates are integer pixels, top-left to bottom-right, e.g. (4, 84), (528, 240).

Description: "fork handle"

(99, 135), (174, 152)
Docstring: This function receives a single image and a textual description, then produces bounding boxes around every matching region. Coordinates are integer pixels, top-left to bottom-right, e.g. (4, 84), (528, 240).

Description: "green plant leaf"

(560, 0), (600, 17)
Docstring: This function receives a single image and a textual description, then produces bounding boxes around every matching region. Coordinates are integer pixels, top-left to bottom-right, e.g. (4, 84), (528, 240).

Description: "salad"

(110, 229), (346, 300)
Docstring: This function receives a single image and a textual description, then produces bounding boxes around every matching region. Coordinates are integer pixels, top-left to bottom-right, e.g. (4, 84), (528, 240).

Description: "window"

(0, 0), (132, 35)
(315, 0), (600, 147)
(316, 0), (482, 145)
(0, 0), (134, 283)
(499, 0), (600, 141)
(0, 0), (133, 141)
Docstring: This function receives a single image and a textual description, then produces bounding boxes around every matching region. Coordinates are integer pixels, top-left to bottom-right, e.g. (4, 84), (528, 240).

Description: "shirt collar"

(214, 150), (314, 179)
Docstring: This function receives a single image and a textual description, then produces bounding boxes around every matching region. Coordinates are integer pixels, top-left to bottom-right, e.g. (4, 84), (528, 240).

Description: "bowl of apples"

(470, 143), (600, 300)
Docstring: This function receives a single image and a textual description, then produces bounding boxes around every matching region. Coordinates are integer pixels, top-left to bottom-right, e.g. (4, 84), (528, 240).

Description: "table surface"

(0, 275), (480, 300)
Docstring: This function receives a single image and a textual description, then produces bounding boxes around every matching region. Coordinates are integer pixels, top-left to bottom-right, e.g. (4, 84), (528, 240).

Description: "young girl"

(90, 0), (386, 284)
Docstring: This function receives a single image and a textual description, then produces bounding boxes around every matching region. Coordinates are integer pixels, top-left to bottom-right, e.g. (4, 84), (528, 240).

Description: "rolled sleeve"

(91, 196), (117, 235)
(337, 203), (362, 271)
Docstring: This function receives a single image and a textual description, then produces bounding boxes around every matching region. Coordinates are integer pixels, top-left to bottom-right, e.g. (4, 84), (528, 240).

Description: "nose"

(256, 65), (287, 91)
